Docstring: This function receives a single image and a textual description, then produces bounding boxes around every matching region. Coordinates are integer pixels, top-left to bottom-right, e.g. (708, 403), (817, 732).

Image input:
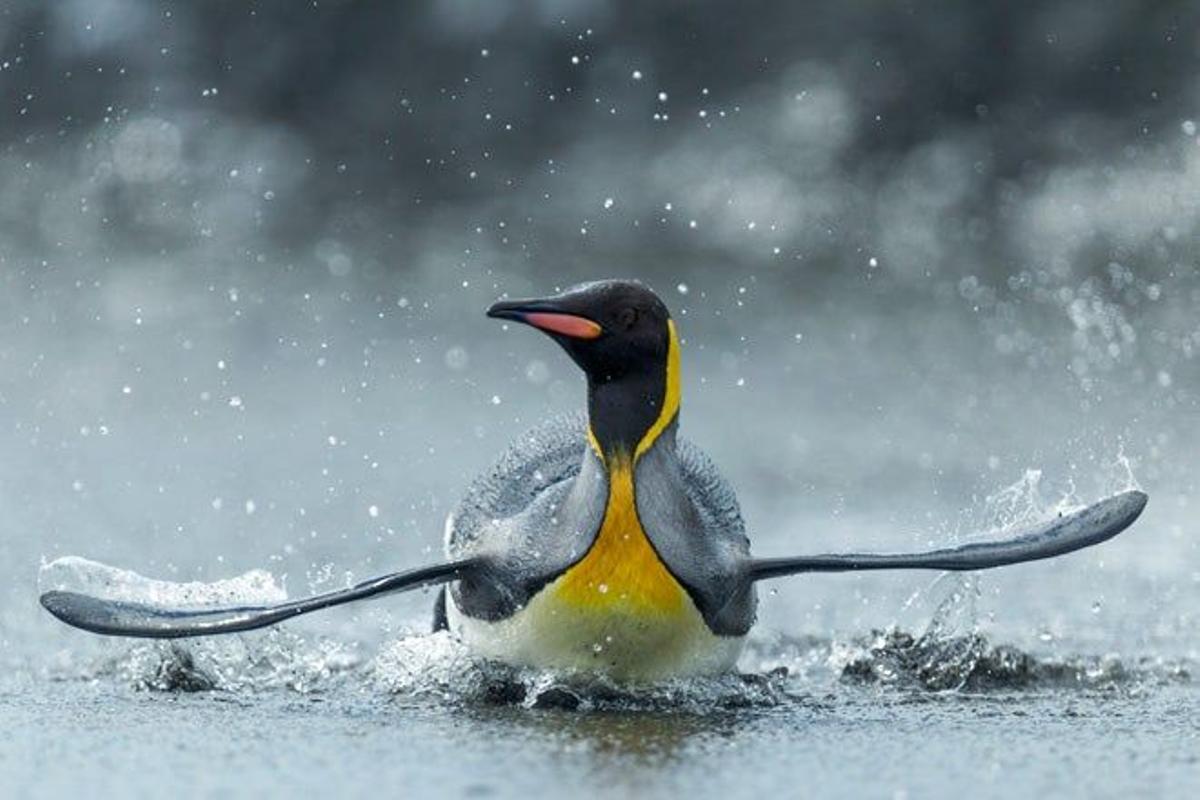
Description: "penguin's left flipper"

(40, 559), (477, 639)
(748, 489), (1147, 582)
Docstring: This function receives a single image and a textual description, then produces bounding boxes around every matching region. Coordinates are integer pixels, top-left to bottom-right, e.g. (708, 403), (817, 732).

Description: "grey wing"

(447, 412), (588, 553)
(635, 430), (757, 636)
(446, 413), (607, 621)
(675, 437), (751, 556)
(42, 560), (473, 639)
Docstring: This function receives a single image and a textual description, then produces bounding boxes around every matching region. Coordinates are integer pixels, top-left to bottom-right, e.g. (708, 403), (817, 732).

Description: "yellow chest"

(551, 458), (687, 617)
(446, 454), (731, 680)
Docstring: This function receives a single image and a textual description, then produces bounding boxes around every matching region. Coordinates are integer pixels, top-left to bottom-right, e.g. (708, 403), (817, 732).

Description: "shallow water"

(4, 631), (1198, 800)
(2, 686), (1191, 798)
(9, 501), (1200, 800)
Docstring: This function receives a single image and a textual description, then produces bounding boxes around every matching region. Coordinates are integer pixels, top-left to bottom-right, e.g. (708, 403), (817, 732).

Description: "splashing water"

(38, 556), (361, 693)
(37, 498), (1185, 707)
(82, 632), (362, 694)
(370, 631), (794, 711)
(38, 556), (288, 607)
(981, 469), (1062, 530)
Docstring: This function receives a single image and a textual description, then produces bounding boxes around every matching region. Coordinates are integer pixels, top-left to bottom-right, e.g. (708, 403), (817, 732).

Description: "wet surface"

(5, 617), (1199, 799)
(4, 652), (1198, 800)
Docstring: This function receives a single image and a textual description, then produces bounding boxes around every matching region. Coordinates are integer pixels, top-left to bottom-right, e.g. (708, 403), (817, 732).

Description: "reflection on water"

(467, 705), (755, 766)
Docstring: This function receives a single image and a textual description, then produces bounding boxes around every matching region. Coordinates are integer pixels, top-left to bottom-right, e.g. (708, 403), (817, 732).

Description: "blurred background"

(1, 1), (1197, 662)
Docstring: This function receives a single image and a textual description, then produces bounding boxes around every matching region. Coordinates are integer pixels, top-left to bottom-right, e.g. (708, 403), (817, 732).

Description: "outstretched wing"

(41, 559), (477, 638)
(748, 490), (1147, 582)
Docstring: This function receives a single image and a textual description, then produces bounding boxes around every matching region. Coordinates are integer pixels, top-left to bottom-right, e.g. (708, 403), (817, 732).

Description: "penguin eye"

(617, 307), (639, 331)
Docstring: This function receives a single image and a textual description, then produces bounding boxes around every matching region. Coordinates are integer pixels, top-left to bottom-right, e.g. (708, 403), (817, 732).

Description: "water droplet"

(443, 346), (469, 370)
(525, 360), (549, 384)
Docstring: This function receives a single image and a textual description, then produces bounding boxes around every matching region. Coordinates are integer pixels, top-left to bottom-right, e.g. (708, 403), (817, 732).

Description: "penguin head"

(487, 280), (671, 382)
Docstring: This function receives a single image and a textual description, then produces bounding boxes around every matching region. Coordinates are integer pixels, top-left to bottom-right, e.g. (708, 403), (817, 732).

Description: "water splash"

(982, 469), (1058, 529)
(60, 630), (362, 694)
(38, 556), (287, 607)
(47, 618), (1192, 702)
(975, 449), (1142, 538)
(834, 627), (1190, 692)
(1106, 444), (1141, 493)
(371, 631), (793, 711)
(39, 556), (360, 693)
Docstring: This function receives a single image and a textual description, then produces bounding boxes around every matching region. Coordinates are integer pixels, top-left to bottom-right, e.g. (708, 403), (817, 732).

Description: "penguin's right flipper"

(747, 490), (1146, 582)
(40, 559), (477, 639)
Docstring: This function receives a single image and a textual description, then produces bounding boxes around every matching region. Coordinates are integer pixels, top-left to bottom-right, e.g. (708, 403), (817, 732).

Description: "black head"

(488, 280), (679, 456)
(487, 280), (672, 384)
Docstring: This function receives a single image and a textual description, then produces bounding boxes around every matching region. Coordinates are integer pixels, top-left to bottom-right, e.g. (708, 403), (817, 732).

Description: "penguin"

(40, 280), (1149, 681)
(441, 281), (755, 679)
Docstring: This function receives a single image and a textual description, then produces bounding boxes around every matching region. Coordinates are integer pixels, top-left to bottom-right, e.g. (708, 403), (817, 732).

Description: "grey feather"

(635, 425), (757, 635)
(446, 413), (756, 634)
(447, 414), (608, 620)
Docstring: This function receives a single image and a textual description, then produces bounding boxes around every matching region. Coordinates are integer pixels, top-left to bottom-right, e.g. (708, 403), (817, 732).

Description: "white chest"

(445, 581), (744, 681)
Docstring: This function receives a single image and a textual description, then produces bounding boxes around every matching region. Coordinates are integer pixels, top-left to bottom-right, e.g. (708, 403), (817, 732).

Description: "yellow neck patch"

(636, 318), (681, 461)
(585, 318), (681, 463)
(554, 453), (685, 614)
(560, 319), (685, 615)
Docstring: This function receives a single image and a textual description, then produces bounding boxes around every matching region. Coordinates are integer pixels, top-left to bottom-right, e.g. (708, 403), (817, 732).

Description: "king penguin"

(441, 280), (755, 679)
(39, 279), (1149, 683)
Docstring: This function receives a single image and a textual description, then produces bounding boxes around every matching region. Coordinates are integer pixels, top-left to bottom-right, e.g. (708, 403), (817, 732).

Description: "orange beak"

(486, 300), (603, 340)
